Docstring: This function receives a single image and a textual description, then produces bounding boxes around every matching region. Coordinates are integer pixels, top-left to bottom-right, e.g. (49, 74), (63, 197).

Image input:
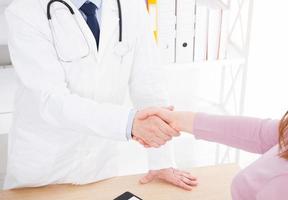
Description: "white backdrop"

(245, 0), (288, 118)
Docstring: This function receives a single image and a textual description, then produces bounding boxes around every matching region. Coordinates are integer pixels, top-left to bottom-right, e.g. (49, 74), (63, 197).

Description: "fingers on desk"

(174, 169), (197, 181)
(173, 170), (198, 191)
(139, 172), (156, 184)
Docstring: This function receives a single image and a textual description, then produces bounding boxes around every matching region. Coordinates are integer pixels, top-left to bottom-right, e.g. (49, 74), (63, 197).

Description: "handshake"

(132, 106), (192, 148)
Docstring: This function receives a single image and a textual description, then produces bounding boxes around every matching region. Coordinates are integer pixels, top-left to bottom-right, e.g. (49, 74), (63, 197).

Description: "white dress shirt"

(71, 0), (102, 25)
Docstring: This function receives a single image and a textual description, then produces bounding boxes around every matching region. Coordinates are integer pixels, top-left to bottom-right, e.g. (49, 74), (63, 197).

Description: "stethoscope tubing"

(46, 0), (128, 63)
(46, 0), (122, 42)
(47, 0), (75, 20)
(116, 0), (122, 42)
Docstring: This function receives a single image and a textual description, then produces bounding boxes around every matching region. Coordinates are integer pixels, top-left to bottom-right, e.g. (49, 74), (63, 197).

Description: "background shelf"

(165, 42), (246, 69)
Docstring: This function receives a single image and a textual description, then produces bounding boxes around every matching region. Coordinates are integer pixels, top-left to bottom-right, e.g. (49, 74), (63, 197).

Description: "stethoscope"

(46, 0), (130, 63)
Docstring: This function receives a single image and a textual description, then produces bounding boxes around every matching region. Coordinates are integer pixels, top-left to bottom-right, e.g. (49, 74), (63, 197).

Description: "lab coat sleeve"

(5, 10), (130, 141)
(129, 1), (176, 170)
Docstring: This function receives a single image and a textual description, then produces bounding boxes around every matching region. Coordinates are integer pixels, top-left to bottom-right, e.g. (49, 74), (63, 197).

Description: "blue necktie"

(80, 2), (100, 49)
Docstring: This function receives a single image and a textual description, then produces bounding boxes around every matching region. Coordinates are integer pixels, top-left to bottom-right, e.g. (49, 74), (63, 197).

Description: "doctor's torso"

(4, 0), (150, 189)
(47, 0), (137, 102)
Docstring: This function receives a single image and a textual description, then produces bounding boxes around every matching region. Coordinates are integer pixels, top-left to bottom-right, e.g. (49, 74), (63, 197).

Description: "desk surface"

(0, 164), (239, 200)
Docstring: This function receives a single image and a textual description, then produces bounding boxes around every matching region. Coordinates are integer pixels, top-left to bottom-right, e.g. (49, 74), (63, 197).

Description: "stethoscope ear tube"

(47, 0), (123, 43)
(46, 0), (126, 62)
(116, 0), (122, 42)
(47, 0), (75, 20)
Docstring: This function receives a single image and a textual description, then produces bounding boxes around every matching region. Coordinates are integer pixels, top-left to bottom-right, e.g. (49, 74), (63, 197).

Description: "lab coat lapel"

(98, 0), (119, 62)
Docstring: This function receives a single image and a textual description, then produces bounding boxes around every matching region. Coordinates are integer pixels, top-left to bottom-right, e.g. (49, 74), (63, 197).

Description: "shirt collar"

(71, 0), (102, 10)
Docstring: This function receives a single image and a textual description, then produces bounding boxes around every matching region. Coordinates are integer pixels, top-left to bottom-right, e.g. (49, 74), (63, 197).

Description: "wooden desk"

(0, 164), (239, 200)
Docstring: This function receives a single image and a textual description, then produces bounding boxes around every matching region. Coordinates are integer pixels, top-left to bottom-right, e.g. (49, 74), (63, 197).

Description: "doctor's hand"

(132, 108), (180, 148)
(140, 168), (198, 191)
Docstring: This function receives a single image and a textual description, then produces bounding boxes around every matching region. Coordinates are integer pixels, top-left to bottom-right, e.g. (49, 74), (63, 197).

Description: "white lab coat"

(4, 0), (174, 189)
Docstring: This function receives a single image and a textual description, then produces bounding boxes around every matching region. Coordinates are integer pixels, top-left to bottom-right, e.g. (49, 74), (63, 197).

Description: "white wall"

(245, 0), (288, 118)
(235, 0), (288, 167)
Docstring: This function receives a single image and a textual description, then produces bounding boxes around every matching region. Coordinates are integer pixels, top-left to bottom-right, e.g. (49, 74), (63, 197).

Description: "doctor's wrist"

(126, 109), (138, 140)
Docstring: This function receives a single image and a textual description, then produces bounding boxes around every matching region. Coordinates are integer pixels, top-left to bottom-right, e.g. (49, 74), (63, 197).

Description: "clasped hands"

(132, 106), (186, 148)
(132, 107), (197, 190)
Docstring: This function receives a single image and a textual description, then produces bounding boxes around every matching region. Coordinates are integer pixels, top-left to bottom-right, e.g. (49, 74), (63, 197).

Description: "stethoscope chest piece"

(114, 41), (130, 57)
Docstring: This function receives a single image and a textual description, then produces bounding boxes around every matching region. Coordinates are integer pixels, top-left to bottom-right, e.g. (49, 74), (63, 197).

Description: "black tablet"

(114, 191), (143, 200)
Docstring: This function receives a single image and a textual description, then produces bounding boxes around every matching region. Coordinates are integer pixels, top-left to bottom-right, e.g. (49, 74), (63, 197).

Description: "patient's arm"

(191, 113), (279, 154)
(138, 108), (279, 154)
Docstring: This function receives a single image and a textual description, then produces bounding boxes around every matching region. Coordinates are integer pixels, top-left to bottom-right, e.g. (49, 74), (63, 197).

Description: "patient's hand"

(140, 168), (198, 191)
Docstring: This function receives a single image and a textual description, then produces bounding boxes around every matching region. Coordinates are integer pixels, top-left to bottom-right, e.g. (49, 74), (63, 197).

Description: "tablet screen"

(114, 191), (142, 200)
(129, 197), (141, 200)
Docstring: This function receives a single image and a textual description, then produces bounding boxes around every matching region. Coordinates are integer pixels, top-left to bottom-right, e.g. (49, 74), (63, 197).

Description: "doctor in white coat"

(4, 0), (197, 190)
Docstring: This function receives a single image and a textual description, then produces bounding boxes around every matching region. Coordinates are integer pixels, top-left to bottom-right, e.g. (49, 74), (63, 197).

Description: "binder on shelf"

(218, 2), (229, 59)
(175, 0), (196, 63)
(206, 0), (230, 60)
(194, 1), (208, 62)
(147, 1), (158, 39)
(194, 0), (229, 62)
(156, 0), (176, 63)
(207, 1), (221, 60)
(147, 0), (230, 64)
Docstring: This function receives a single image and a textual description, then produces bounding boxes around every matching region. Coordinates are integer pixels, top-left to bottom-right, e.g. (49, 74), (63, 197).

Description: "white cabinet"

(0, 67), (17, 135)
(0, 113), (13, 135)
(0, 134), (7, 189)
(0, 67), (17, 112)
(0, 66), (17, 188)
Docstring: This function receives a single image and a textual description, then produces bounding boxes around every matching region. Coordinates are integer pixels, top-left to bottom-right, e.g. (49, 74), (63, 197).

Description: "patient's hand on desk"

(140, 168), (198, 191)
(132, 107), (180, 148)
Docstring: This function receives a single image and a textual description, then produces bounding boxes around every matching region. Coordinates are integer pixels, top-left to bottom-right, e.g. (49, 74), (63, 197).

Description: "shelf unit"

(215, 0), (253, 164)
(149, 0), (254, 165)
(165, 42), (245, 69)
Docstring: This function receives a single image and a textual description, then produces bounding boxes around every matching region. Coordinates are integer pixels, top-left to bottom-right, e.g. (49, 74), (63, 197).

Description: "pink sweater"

(193, 113), (288, 200)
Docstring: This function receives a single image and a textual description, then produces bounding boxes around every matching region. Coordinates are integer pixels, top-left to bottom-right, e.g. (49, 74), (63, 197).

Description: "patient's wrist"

(177, 112), (195, 133)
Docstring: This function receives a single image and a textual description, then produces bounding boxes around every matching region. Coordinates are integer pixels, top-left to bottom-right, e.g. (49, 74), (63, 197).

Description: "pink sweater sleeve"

(256, 175), (288, 200)
(192, 113), (280, 154)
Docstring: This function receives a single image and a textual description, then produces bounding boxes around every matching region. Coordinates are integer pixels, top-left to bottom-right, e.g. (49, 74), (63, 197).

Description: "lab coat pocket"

(49, 4), (90, 62)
